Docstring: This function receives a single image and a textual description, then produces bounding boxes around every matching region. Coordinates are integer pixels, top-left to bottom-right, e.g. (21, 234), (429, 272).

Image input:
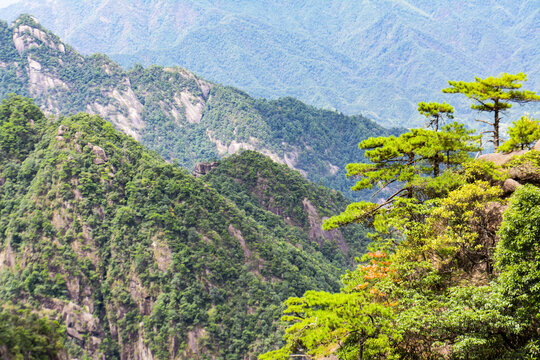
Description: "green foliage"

(0, 21), (28, 99)
(0, 95), (45, 160)
(0, 21), (18, 63)
(498, 114), (540, 152)
(265, 158), (535, 358)
(0, 98), (371, 358)
(260, 251), (401, 360)
(324, 122), (479, 230)
(0, 18), (400, 200)
(128, 64), (219, 169)
(0, 307), (65, 359)
(265, 77), (540, 358)
(201, 91), (399, 199)
(261, 291), (398, 360)
(496, 185), (540, 310)
(203, 150), (370, 265)
(443, 72), (540, 149)
(2, 2), (537, 127)
(417, 101), (454, 131)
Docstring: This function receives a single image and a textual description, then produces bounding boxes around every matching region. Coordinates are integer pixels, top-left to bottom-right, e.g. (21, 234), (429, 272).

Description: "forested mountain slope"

(0, 15), (398, 197)
(0, 96), (368, 359)
(0, 0), (537, 124)
(202, 151), (370, 262)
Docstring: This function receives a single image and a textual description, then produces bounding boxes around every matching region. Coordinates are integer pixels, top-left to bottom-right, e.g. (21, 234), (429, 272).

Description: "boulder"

(57, 125), (68, 135)
(508, 163), (540, 186)
(478, 149), (528, 166)
(192, 161), (218, 177)
(86, 143), (108, 164)
(502, 178), (521, 194)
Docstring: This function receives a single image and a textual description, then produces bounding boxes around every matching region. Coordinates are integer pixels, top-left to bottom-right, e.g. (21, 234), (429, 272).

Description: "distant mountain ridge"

(0, 14), (399, 198)
(0, 0), (537, 125)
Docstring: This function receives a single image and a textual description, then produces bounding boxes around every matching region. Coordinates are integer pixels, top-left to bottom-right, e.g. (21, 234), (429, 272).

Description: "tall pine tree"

(442, 72), (540, 149)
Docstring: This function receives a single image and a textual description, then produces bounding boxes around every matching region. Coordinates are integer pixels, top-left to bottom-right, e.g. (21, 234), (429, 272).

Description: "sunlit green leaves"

(499, 114), (540, 152)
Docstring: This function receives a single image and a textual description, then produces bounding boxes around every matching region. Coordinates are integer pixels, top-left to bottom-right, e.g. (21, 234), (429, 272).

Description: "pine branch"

(475, 119), (494, 126)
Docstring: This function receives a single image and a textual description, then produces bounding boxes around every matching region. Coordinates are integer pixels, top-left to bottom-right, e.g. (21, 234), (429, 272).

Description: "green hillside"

(0, 96), (368, 359)
(0, 15), (398, 199)
(260, 114), (540, 359)
(203, 151), (370, 264)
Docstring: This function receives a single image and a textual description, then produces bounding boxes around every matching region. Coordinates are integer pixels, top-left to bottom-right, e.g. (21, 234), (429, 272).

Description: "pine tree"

(442, 72), (540, 149)
(323, 122), (479, 230)
(417, 101), (454, 131)
(498, 114), (540, 152)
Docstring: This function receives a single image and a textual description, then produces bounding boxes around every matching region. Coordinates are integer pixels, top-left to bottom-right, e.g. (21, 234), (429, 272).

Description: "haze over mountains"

(1, 2), (540, 360)
(0, 14), (399, 198)
(0, 0), (538, 125)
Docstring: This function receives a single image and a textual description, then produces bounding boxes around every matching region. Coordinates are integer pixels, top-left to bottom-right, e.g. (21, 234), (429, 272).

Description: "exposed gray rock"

(57, 124), (68, 135)
(478, 150), (528, 166)
(192, 161), (217, 177)
(66, 327), (83, 341)
(509, 163), (540, 186)
(61, 301), (102, 348)
(302, 197), (347, 252)
(86, 143), (108, 164)
(502, 178), (521, 194)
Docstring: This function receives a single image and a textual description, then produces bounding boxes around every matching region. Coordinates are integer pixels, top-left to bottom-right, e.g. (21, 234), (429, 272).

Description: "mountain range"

(0, 17), (378, 358)
(0, 0), (538, 125)
(0, 14), (401, 198)
(1, 4), (540, 360)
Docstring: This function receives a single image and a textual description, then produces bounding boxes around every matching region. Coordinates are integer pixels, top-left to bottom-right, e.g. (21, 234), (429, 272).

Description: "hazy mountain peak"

(11, 13), (66, 56)
(0, 1), (537, 125)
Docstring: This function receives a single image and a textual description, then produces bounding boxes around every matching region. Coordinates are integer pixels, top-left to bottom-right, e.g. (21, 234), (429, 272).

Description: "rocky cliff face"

(0, 98), (368, 359)
(0, 15), (396, 199)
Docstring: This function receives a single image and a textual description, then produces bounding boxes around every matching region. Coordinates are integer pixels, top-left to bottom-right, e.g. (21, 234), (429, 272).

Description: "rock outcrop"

(477, 149), (528, 166)
(192, 161), (218, 177)
(479, 140), (540, 195)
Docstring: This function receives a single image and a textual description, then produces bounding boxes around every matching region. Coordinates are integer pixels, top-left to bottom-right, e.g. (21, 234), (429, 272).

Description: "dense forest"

(1, 75), (539, 359)
(0, 14), (400, 199)
(0, 95), (369, 359)
(0, 9), (539, 360)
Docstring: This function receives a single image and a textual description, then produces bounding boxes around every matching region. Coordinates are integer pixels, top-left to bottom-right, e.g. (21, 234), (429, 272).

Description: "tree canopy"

(0, 94), (45, 160)
(323, 109), (479, 231)
(417, 101), (454, 131)
(498, 114), (540, 152)
(442, 72), (540, 149)
(261, 73), (540, 359)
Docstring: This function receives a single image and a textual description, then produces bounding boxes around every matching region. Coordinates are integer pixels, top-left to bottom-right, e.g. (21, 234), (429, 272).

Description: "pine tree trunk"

(494, 101), (500, 149)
